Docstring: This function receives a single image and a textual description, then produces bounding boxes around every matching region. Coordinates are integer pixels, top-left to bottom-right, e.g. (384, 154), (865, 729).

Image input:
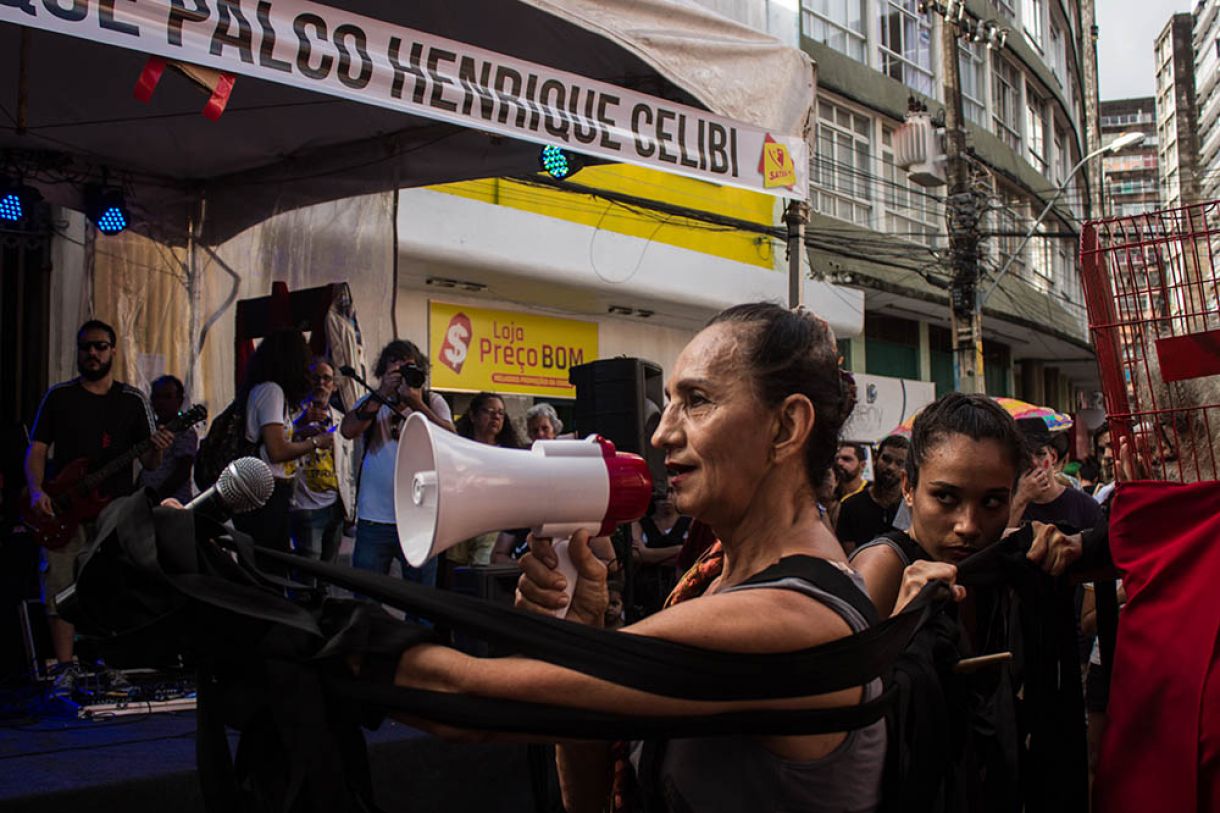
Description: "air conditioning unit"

(893, 112), (947, 187)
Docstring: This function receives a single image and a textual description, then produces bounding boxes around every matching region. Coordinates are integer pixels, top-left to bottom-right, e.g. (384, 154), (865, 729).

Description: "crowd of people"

(22, 321), (616, 689)
(25, 309), (1133, 811)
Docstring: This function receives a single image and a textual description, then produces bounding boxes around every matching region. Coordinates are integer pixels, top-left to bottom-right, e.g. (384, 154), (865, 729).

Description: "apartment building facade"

(1100, 98), (1159, 217)
(798, 0), (1102, 407)
(1155, 13), (1202, 208)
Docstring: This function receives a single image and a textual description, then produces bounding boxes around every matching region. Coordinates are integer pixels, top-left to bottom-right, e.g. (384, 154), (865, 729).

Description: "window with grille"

(1100, 111), (1154, 127)
(1066, 175), (1082, 220)
(864, 313), (920, 380)
(1066, 68), (1078, 125)
(1054, 130), (1068, 184)
(1023, 0), (1044, 49)
(984, 341), (1012, 397)
(1049, 22), (1066, 83)
(801, 0), (867, 63)
(992, 54), (1022, 150)
(881, 126), (944, 246)
(879, 0), (934, 96)
(958, 40), (987, 126)
(1030, 222), (1053, 292)
(1026, 91), (1049, 175)
(993, 198), (1027, 275)
(813, 100), (874, 225)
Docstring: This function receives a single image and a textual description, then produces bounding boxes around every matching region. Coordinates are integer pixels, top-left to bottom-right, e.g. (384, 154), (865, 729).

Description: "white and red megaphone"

(394, 412), (652, 612)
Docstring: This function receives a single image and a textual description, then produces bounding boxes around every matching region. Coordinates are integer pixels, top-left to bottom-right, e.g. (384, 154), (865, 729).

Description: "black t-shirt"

(31, 379), (156, 499)
(1022, 486), (1102, 534)
(836, 489), (900, 550)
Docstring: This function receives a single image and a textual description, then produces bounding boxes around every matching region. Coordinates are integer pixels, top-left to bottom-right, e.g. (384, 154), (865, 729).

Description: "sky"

(1097, 0), (1195, 100)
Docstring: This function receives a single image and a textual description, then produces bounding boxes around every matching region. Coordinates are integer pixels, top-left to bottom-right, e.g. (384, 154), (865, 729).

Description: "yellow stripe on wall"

(429, 164), (777, 268)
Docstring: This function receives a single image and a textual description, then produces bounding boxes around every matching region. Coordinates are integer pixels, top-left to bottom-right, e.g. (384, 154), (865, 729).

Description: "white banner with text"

(2, 0), (808, 198)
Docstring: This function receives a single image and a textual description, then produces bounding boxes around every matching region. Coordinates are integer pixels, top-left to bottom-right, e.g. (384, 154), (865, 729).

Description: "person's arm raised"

(397, 533), (859, 716)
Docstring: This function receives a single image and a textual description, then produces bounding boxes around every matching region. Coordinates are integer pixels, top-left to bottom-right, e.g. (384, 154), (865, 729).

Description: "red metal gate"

(1080, 201), (1220, 483)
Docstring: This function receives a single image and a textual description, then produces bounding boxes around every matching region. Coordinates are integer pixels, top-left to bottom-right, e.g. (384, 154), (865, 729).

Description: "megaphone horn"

(394, 413), (652, 569)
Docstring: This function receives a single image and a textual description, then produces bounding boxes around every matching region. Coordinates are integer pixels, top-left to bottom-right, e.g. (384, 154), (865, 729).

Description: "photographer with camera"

(341, 340), (454, 591)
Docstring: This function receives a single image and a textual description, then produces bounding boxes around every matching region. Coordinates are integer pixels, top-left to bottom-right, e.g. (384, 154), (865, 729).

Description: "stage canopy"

(1, 0), (815, 244)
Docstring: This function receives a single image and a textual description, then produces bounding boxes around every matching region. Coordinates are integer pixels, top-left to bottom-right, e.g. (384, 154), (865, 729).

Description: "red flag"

(1096, 480), (1220, 812)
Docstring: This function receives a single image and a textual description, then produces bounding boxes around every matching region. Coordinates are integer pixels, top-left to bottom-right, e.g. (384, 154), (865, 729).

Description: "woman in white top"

(233, 330), (333, 572)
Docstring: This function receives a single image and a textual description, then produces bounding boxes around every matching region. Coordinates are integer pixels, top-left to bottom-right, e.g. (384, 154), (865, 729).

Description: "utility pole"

(784, 199), (810, 309)
(937, 13), (987, 394)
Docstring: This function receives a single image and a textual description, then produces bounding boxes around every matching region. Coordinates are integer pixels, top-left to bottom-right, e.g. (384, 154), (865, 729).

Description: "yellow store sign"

(428, 302), (599, 396)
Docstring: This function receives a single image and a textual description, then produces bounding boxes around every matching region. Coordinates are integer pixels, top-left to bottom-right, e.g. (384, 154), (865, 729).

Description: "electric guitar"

(21, 404), (208, 550)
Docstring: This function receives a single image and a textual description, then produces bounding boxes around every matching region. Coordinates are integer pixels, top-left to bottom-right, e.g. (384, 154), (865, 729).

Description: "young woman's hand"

(1025, 521), (1083, 576)
(892, 560), (966, 616)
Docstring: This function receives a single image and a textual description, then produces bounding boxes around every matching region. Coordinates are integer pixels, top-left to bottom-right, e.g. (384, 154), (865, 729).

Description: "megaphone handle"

(550, 537), (580, 619)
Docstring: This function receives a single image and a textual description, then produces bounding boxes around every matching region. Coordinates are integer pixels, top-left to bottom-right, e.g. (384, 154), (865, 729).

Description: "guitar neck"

(58, 406), (205, 502)
(75, 435), (159, 496)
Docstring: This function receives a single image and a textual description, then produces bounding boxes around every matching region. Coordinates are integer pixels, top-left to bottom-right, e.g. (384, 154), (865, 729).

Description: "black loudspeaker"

(569, 358), (667, 496)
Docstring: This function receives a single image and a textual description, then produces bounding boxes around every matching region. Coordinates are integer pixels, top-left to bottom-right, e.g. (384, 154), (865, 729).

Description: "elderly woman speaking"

(391, 303), (883, 812)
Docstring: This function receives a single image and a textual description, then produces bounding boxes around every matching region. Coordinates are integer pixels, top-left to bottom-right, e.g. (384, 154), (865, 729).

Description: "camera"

(400, 363), (426, 389)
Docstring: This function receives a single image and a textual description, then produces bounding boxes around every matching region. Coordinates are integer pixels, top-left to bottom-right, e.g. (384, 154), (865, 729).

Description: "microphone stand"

(339, 365), (399, 412)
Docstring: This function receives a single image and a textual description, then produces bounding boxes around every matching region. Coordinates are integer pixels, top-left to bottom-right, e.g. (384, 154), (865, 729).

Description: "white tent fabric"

(530, 0), (814, 138)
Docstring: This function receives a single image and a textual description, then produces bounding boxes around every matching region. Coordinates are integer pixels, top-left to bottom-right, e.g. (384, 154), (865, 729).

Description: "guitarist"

(23, 319), (173, 694)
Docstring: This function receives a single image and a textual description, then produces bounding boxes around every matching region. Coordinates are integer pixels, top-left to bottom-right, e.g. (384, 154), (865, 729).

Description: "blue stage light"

(0, 181), (41, 223)
(86, 186), (130, 235)
(0, 192), (22, 222)
(539, 146), (584, 180)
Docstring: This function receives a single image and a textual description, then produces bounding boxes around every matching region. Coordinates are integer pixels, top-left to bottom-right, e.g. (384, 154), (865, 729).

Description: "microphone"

(185, 457), (275, 519)
(56, 458), (276, 617)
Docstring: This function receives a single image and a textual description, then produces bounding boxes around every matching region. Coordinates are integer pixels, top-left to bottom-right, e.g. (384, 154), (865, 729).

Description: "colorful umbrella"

(888, 396), (1073, 438)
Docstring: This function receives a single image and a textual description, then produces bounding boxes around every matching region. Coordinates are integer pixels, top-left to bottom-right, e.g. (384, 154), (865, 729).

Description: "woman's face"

(652, 324), (776, 528)
(473, 397), (506, 440)
(527, 414), (556, 441)
(905, 434), (1015, 564)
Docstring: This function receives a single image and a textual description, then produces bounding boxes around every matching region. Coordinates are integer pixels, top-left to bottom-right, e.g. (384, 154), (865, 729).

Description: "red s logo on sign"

(439, 312), (473, 374)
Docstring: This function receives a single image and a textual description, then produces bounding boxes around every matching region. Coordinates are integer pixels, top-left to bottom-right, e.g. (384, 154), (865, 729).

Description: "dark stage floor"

(0, 708), (538, 812)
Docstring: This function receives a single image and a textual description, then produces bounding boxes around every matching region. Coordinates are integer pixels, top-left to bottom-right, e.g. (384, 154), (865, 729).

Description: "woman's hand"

(892, 560), (966, 616)
(516, 530), (614, 626)
(1025, 521), (1083, 576)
